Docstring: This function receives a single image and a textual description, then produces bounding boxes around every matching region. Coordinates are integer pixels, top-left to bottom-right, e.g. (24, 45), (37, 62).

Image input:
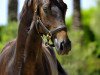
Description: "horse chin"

(54, 38), (71, 55)
(56, 48), (70, 55)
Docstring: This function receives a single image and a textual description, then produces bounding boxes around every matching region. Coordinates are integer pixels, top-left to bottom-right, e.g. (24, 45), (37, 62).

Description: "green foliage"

(0, 22), (18, 52)
(59, 7), (100, 75)
(65, 17), (72, 30)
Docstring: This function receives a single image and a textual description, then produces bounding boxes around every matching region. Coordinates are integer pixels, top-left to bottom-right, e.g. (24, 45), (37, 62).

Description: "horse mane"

(13, 1), (34, 73)
(17, 0), (33, 49)
(19, 0), (33, 26)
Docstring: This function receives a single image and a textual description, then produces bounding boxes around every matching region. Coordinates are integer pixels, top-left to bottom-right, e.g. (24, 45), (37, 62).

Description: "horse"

(0, 0), (71, 75)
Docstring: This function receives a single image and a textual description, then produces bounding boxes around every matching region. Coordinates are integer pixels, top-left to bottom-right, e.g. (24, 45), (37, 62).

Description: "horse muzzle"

(54, 38), (71, 55)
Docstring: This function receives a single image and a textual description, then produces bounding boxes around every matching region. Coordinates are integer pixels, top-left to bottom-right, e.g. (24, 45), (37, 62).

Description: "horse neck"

(16, 2), (33, 54)
(25, 22), (42, 61)
(22, 22), (43, 75)
(12, 2), (33, 74)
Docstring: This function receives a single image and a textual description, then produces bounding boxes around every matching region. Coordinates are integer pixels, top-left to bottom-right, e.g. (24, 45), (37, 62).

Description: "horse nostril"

(60, 41), (64, 50)
(66, 39), (71, 45)
(66, 39), (71, 50)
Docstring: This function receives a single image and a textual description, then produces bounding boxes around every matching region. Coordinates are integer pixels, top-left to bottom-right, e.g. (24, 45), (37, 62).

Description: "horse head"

(29, 0), (71, 55)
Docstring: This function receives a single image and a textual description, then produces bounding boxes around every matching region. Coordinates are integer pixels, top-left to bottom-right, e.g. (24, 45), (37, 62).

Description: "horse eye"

(43, 7), (48, 13)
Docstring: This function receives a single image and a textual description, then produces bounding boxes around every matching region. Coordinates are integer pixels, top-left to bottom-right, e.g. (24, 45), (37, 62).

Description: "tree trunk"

(72, 0), (82, 30)
(8, 0), (18, 21)
(72, 0), (83, 46)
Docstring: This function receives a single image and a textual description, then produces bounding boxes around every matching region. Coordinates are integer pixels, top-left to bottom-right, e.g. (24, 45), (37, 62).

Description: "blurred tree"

(72, 0), (83, 47)
(8, 0), (18, 21)
(73, 0), (82, 29)
(91, 0), (100, 58)
(0, 22), (18, 51)
(94, 0), (100, 41)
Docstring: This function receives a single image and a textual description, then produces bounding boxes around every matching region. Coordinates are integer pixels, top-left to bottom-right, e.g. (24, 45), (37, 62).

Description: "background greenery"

(0, 1), (100, 75)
